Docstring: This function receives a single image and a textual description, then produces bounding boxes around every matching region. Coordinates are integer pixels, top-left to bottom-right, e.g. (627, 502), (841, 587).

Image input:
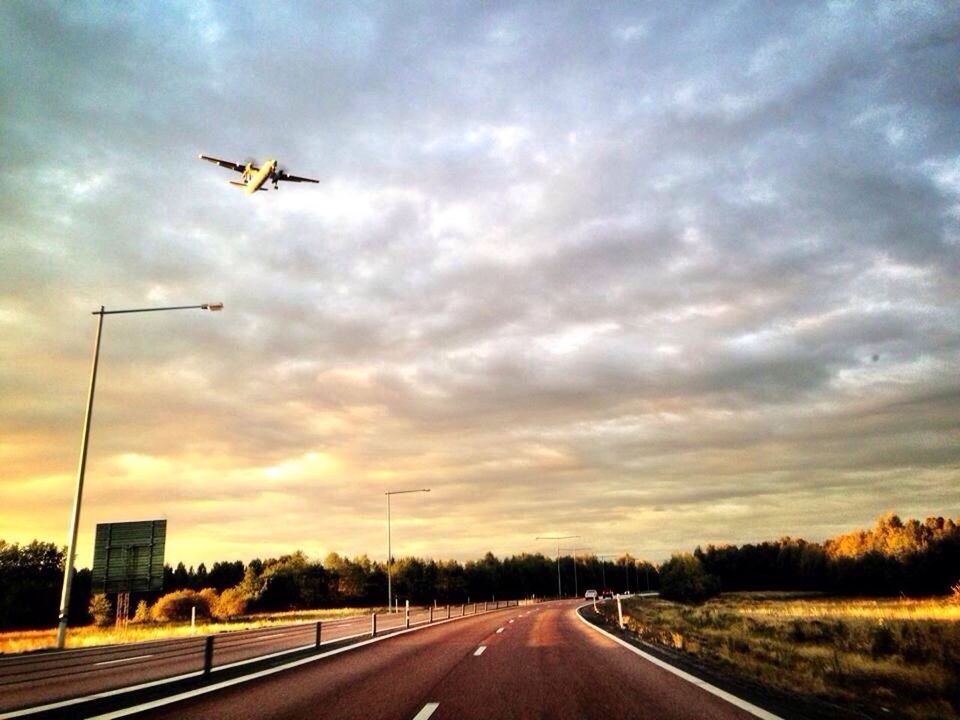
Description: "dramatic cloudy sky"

(1, 2), (958, 569)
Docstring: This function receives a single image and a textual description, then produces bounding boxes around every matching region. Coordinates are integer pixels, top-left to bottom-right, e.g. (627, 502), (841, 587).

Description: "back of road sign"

(91, 520), (167, 593)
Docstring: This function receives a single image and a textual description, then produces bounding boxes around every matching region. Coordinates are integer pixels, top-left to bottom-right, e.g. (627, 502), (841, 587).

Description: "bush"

(659, 554), (720, 605)
(213, 587), (248, 619)
(150, 589), (212, 622)
(198, 588), (219, 609)
(130, 600), (151, 624)
(89, 594), (112, 627)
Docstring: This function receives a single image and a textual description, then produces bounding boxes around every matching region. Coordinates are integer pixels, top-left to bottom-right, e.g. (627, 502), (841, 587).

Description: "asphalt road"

(0, 606), (463, 714)
(125, 601), (759, 720)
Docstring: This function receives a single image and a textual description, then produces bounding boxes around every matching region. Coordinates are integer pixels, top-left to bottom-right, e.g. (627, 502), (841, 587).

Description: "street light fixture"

(385, 488), (430, 613)
(536, 535), (579, 599)
(55, 302), (223, 649)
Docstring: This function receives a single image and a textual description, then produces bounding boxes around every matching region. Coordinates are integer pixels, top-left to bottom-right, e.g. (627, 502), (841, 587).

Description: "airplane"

(198, 154), (320, 194)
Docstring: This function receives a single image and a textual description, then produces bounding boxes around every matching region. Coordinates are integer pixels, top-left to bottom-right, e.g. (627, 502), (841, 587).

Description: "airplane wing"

(198, 155), (256, 173)
(276, 171), (320, 184)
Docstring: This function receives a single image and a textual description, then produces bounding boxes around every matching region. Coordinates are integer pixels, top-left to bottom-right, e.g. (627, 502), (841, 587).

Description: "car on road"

(600, 589), (614, 599)
(584, 589), (598, 600)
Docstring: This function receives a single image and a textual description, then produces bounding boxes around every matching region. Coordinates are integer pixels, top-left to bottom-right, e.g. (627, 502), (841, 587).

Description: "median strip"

(63, 605), (521, 720)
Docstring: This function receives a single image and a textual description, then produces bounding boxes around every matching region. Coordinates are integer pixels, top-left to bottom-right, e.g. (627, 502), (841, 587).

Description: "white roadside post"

(405, 599), (410, 629)
(617, 595), (624, 629)
(191, 606), (196, 631)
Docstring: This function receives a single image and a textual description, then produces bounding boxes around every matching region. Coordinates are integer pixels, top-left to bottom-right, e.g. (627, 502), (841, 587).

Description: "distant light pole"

(560, 547), (589, 598)
(598, 551), (633, 594)
(56, 303), (223, 649)
(386, 488), (430, 613)
(536, 535), (578, 599)
(597, 553), (617, 592)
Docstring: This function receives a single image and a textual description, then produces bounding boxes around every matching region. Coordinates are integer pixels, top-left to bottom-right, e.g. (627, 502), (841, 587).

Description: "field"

(595, 593), (960, 720)
(0, 606), (384, 655)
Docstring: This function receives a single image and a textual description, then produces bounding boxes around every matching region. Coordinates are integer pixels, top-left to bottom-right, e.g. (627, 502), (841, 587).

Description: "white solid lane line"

(575, 604), (783, 720)
(412, 702), (440, 720)
(93, 655), (154, 667)
(495, 627), (504, 634)
(474, 646), (486, 656)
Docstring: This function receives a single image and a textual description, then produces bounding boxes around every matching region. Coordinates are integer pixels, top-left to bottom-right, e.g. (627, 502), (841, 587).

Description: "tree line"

(660, 513), (960, 603)
(2, 512), (957, 629)
(687, 513), (960, 599)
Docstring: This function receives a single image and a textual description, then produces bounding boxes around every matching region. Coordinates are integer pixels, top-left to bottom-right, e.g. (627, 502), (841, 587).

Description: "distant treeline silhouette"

(1, 513), (957, 629)
(693, 513), (960, 598)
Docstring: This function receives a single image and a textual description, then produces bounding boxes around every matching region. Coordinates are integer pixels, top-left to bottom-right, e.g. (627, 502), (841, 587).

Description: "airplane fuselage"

(244, 159), (277, 194)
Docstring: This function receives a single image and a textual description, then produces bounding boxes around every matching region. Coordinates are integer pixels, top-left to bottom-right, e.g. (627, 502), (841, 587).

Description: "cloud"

(1, 2), (958, 568)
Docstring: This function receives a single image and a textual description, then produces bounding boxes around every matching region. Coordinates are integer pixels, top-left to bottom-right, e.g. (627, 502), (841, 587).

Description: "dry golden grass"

(601, 593), (960, 720)
(0, 606), (386, 655)
(738, 596), (960, 622)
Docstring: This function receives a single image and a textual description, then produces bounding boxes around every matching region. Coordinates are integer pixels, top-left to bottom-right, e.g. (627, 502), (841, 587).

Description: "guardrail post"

(315, 621), (322, 648)
(405, 600), (410, 629)
(203, 635), (214, 677)
(429, 606), (433, 623)
(371, 612), (377, 637)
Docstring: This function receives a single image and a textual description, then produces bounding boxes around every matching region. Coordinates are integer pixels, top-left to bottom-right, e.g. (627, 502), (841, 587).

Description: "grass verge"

(594, 593), (959, 720)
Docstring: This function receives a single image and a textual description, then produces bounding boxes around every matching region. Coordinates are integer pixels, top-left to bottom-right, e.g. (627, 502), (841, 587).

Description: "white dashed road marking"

(474, 646), (486, 656)
(496, 627), (504, 634)
(412, 702), (440, 720)
(93, 655), (154, 667)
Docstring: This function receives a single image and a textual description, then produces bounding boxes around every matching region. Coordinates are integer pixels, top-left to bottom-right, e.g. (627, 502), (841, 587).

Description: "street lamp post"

(560, 547), (589, 599)
(386, 488), (430, 613)
(55, 302), (223, 649)
(598, 552), (634, 594)
(536, 535), (578, 599)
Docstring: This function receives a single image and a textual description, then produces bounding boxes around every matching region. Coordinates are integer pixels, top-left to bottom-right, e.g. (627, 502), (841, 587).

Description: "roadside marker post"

(315, 621), (322, 648)
(428, 606), (433, 623)
(405, 600), (410, 629)
(371, 612), (377, 637)
(446, 605), (451, 620)
(617, 595), (624, 629)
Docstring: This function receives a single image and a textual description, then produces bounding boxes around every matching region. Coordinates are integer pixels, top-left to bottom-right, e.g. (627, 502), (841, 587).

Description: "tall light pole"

(536, 535), (578, 599)
(598, 552), (632, 594)
(56, 303), (223, 649)
(386, 488), (430, 613)
(560, 547), (589, 598)
(597, 553), (617, 592)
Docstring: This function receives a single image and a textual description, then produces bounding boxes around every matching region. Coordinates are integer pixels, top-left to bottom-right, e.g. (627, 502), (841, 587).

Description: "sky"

(1, 1), (958, 570)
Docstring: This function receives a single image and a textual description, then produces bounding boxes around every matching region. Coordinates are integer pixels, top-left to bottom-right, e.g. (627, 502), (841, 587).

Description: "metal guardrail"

(0, 599), (526, 715)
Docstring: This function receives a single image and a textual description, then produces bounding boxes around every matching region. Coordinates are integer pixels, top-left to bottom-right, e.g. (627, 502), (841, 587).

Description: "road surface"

(0, 606), (464, 713)
(125, 601), (760, 720)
